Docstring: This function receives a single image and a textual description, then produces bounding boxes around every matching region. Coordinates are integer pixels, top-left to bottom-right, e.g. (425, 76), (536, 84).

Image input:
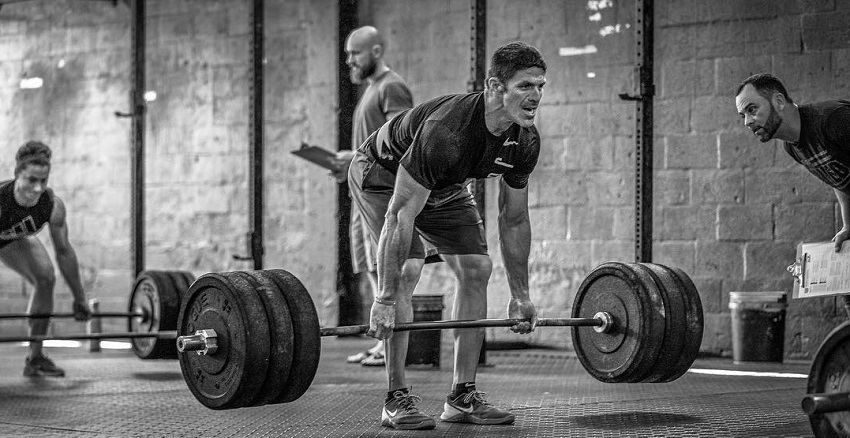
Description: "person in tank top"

(0, 141), (92, 377)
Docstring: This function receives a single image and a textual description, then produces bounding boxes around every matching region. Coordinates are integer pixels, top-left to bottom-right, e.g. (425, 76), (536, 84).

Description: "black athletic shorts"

(347, 146), (487, 264)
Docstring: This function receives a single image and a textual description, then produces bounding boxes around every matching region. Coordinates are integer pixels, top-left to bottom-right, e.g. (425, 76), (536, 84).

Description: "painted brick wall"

(1, 0), (848, 360)
(0, 0), (339, 337)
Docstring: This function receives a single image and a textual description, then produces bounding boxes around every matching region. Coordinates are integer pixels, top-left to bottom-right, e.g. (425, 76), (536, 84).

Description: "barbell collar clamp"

(176, 329), (218, 355)
(593, 311), (614, 334)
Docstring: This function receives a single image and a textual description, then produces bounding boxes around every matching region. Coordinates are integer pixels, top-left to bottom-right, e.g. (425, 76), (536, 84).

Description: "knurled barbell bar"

(0, 311), (148, 320)
(173, 262), (704, 410)
(0, 331), (178, 343)
(177, 315), (611, 352)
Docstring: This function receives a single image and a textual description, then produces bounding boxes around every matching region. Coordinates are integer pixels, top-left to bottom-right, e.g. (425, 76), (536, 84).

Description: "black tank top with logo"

(0, 179), (54, 248)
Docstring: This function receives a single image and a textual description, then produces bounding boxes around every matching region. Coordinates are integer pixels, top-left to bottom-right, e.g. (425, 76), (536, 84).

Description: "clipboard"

(789, 240), (850, 299)
(291, 143), (338, 171)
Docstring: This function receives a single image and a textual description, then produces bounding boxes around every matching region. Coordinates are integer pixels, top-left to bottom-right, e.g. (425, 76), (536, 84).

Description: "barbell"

(172, 262), (704, 410)
(0, 311), (146, 320)
(0, 270), (193, 359)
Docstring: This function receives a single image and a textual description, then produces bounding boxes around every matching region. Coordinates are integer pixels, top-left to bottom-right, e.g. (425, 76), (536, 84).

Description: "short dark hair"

(488, 41), (547, 85)
(735, 73), (794, 104)
(15, 140), (52, 175)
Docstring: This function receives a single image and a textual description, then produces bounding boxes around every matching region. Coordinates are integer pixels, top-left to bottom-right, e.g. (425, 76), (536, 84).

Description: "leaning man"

(348, 41), (546, 429)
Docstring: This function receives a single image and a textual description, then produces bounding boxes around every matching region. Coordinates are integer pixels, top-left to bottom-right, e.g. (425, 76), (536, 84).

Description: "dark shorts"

(347, 146), (487, 264)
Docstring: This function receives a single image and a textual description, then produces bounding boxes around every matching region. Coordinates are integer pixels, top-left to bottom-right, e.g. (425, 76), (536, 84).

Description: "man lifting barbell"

(347, 41), (546, 429)
(0, 141), (91, 377)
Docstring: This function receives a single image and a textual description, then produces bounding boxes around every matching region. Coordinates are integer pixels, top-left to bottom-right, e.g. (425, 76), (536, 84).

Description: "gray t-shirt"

(351, 70), (413, 149)
(783, 100), (850, 193)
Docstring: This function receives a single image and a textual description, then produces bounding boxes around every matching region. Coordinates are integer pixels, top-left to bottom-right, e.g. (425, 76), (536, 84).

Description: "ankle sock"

(450, 382), (476, 399)
(386, 387), (409, 403)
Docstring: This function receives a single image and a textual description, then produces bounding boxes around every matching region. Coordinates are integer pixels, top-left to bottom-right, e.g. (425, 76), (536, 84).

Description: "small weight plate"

(128, 271), (182, 359)
(237, 270), (295, 407)
(571, 262), (666, 383)
(659, 266), (704, 382)
(807, 321), (850, 438)
(632, 263), (688, 383)
(258, 269), (321, 404)
(177, 272), (270, 410)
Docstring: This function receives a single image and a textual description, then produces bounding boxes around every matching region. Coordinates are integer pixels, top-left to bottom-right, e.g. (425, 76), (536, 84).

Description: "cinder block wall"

(1, 0), (848, 359)
(364, 0), (850, 359)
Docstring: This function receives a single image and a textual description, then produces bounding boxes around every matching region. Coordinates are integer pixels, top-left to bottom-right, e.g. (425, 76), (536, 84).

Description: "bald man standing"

(332, 26), (414, 367)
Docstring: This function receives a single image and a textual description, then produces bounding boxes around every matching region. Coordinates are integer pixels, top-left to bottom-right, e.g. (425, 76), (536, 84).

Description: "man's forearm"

(499, 216), (531, 301)
(55, 249), (86, 302)
(376, 214), (416, 302)
(836, 188), (850, 229)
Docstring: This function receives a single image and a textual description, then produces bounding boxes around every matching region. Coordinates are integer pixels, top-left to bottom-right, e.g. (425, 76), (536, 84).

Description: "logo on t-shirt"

(0, 216), (39, 240)
(799, 149), (850, 191)
(503, 138), (518, 147)
(494, 157), (514, 168)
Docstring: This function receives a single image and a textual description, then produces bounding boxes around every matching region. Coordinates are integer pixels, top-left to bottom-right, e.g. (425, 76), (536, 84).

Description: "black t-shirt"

(368, 92), (540, 195)
(783, 100), (850, 192)
(0, 179), (54, 248)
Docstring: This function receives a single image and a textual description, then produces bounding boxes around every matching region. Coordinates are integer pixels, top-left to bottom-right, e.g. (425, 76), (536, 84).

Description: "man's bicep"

(390, 166), (431, 217)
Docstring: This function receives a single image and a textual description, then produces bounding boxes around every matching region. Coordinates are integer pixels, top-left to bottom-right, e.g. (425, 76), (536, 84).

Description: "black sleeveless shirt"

(0, 179), (54, 248)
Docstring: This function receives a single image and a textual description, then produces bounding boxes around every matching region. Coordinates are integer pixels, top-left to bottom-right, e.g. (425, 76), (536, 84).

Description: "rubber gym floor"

(0, 335), (815, 438)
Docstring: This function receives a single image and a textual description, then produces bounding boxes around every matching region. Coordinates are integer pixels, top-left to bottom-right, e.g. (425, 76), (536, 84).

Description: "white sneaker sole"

(440, 402), (515, 425)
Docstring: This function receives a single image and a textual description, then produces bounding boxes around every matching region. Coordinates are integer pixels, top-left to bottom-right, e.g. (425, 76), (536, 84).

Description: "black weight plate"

(171, 271), (196, 299)
(258, 269), (321, 404)
(177, 272), (270, 410)
(571, 262), (666, 383)
(661, 266), (704, 382)
(807, 321), (850, 438)
(128, 271), (182, 359)
(632, 263), (687, 383)
(237, 270), (295, 407)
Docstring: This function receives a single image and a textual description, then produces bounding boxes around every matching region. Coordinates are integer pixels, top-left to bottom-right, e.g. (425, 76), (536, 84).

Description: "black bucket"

(729, 291), (787, 363)
(406, 295), (445, 367)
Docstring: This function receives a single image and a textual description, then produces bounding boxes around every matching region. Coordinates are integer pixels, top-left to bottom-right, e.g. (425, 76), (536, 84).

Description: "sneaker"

(440, 390), (515, 425)
(361, 351), (385, 367)
(381, 389), (436, 430)
(23, 355), (65, 378)
(346, 350), (371, 363)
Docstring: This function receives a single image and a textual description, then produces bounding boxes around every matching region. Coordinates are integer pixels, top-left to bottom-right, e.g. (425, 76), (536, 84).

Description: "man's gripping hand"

(508, 297), (537, 334)
(72, 299), (92, 322)
(834, 228), (850, 253)
(367, 299), (396, 340)
(329, 150), (355, 183)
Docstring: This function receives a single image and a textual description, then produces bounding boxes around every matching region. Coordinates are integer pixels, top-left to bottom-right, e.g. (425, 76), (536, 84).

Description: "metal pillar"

(337, 0), (359, 327)
(619, 0), (654, 263)
(248, 0), (265, 269)
(468, 0), (486, 217)
(469, 0), (488, 364)
(130, 0), (145, 276)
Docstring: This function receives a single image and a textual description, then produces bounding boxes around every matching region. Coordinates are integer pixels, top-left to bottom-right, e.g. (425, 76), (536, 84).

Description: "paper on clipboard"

(790, 240), (850, 299)
(291, 143), (338, 171)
